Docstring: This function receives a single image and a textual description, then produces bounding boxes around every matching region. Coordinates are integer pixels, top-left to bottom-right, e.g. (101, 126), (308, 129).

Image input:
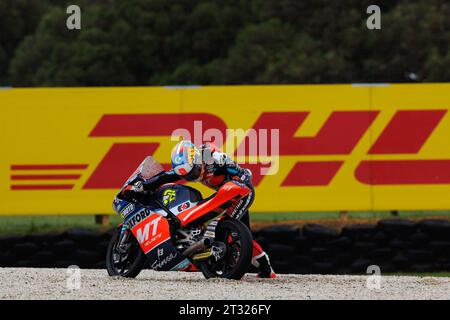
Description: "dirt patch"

(0, 268), (448, 300)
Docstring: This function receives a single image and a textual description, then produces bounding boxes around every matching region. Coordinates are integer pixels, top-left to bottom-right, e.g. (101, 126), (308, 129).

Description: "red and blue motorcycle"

(106, 157), (253, 280)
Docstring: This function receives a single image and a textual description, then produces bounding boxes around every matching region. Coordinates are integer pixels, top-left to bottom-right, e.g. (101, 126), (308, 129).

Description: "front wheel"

(199, 219), (253, 280)
(106, 226), (146, 278)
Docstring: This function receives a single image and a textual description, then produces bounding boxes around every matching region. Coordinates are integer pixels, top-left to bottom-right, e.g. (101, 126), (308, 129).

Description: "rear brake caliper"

(211, 241), (227, 261)
(192, 241), (227, 262)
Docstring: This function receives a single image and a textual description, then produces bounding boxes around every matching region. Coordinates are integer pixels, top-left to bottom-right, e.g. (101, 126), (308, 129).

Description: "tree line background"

(0, 0), (449, 87)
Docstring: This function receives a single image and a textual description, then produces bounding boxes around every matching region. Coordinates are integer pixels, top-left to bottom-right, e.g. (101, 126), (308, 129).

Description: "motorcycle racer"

(119, 140), (276, 279)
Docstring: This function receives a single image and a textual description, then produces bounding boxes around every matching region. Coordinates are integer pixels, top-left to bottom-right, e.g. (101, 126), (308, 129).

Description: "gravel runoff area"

(0, 268), (449, 300)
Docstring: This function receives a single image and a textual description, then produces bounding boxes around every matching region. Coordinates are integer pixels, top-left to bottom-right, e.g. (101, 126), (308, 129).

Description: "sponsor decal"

(204, 230), (215, 238)
(163, 189), (176, 205)
(187, 147), (197, 165)
(151, 252), (178, 271)
(6, 85), (450, 213)
(204, 220), (218, 238)
(75, 110), (449, 189)
(177, 201), (191, 212)
(120, 203), (135, 219)
(136, 216), (162, 244)
(171, 258), (191, 271)
(125, 209), (151, 229)
(232, 180), (246, 188)
(15, 109), (450, 193)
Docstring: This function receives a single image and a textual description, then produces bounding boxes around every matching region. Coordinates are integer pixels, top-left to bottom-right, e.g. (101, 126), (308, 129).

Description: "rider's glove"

(238, 168), (252, 184)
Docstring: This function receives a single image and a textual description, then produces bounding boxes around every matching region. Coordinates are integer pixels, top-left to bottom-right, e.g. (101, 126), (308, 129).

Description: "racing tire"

(199, 219), (253, 280)
(106, 226), (146, 278)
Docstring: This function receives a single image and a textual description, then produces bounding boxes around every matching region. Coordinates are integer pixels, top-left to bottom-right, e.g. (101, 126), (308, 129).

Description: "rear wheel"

(106, 226), (146, 278)
(199, 219), (253, 280)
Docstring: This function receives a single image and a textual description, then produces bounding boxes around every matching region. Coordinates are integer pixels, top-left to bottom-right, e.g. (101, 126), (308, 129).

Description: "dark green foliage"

(0, 0), (448, 86)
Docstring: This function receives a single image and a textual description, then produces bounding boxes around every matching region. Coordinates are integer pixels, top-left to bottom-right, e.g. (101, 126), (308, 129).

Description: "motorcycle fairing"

(115, 187), (196, 272)
(176, 181), (251, 226)
(113, 198), (132, 218)
(145, 238), (190, 271)
(156, 184), (202, 216)
(128, 209), (189, 271)
(130, 211), (170, 254)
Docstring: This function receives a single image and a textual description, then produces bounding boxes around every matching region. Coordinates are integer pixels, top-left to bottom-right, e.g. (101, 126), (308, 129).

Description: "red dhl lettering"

(12, 110), (450, 190)
(83, 110), (450, 187)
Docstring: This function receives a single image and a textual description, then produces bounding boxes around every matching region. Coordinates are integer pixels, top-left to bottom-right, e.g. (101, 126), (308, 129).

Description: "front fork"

(116, 224), (131, 254)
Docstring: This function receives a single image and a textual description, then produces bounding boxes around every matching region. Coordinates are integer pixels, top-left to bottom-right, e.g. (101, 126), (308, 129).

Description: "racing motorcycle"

(106, 156), (253, 280)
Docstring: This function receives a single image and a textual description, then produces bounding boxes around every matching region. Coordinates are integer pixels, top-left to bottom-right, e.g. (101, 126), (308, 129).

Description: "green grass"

(385, 272), (450, 278)
(250, 210), (450, 222)
(0, 215), (122, 235)
(0, 210), (449, 235)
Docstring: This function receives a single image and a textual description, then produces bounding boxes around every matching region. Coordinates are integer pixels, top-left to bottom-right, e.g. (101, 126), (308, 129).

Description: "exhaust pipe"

(183, 238), (211, 257)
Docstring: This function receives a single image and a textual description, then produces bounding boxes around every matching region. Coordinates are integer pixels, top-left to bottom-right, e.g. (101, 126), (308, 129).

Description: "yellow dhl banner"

(1, 83), (450, 215)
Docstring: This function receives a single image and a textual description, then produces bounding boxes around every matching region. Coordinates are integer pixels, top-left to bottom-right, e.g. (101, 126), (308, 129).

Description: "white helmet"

(171, 140), (204, 181)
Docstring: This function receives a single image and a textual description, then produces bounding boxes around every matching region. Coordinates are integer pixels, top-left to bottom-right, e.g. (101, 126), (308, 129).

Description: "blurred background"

(1, 0), (450, 275)
(1, 0), (449, 87)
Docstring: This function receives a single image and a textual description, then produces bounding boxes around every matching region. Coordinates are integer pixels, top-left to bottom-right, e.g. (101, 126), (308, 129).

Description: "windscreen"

(122, 156), (165, 188)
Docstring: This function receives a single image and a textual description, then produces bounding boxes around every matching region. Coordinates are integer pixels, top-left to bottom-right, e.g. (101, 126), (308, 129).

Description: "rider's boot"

(251, 240), (277, 279)
(252, 252), (277, 279)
